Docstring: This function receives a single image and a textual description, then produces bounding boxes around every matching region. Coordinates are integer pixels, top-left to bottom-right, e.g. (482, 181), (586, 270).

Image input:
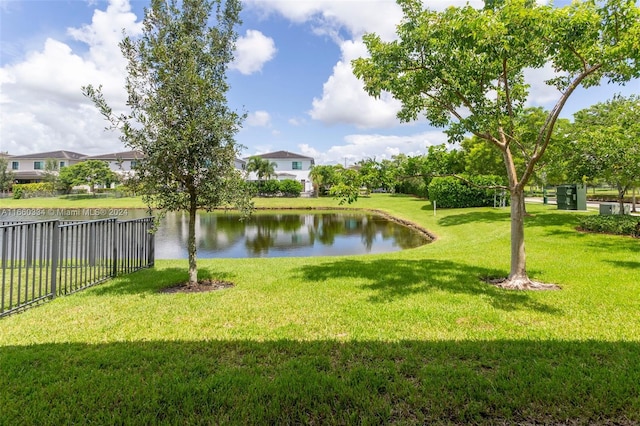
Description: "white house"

(83, 151), (143, 181)
(6, 150), (86, 183)
(245, 150), (315, 192)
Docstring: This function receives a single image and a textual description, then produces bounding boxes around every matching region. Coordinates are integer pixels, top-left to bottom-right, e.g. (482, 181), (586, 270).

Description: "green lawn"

(1, 194), (639, 424)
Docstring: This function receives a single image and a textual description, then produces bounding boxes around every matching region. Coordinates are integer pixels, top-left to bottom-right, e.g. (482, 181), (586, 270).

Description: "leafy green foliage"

(309, 164), (341, 196)
(353, 0), (640, 285)
(11, 182), (56, 199)
(278, 179), (303, 197)
(329, 169), (362, 205)
(246, 156), (278, 181)
(250, 179), (303, 197)
(83, 0), (251, 284)
(565, 94), (640, 210)
(578, 215), (640, 237)
(57, 160), (117, 193)
(0, 153), (15, 192)
(428, 175), (508, 208)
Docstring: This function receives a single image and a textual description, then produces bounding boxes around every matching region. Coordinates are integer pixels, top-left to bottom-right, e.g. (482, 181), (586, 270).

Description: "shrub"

(260, 179), (280, 196)
(279, 179), (302, 197)
(428, 175), (509, 208)
(578, 215), (640, 237)
(12, 182), (56, 198)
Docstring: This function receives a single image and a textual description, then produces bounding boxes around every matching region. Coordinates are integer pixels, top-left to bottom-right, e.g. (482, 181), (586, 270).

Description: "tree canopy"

(566, 94), (640, 212)
(84, 0), (252, 286)
(246, 156), (278, 181)
(57, 160), (117, 193)
(353, 0), (640, 289)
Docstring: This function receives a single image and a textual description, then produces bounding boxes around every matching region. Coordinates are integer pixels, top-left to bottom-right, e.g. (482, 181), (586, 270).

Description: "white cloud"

(244, 0), (402, 41)
(524, 63), (564, 107)
(0, 0), (141, 155)
(231, 29), (276, 75)
(299, 130), (448, 165)
(309, 39), (402, 128)
(246, 110), (272, 127)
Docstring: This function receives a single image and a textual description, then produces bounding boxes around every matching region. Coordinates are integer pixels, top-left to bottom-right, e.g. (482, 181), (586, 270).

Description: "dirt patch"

(160, 279), (235, 294)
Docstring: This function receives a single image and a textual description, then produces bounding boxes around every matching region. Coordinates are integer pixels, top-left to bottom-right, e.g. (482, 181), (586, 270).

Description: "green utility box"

(556, 184), (587, 210)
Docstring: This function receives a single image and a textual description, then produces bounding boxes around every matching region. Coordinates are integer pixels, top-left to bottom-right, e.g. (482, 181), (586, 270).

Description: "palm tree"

(246, 156), (277, 183)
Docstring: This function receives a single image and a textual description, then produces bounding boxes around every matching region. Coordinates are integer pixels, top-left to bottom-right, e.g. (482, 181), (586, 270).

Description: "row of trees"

(312, 96), (639, 209)
(79, 0), (638, 289)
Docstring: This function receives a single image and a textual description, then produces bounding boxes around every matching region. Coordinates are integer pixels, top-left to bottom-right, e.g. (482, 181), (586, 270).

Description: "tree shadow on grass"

(89, 267), (236, 296)
(604, 259), (640, 270)
(1, 339), (639, 424)
(296, 258), (561, 314)
(436, 209), (587, 230)
(436, 210), (512, 227)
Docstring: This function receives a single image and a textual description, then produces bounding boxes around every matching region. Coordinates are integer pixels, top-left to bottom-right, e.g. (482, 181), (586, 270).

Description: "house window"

(34, 161), (43, 170)
(130, 160), (138, 168)
(292, 161), (302, 170)
(59, 161), (66, 168)
(11, 161), (19, 170)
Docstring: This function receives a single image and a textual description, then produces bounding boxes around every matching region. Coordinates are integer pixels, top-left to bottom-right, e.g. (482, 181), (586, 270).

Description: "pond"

(1, 208), (431, 258)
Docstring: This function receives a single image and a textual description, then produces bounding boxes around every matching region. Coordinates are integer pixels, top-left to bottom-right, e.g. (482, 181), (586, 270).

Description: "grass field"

(1, 194), (639, 424)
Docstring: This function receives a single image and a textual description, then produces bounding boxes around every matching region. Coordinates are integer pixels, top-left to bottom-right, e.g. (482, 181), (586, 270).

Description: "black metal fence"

(1, 217), (154, 317)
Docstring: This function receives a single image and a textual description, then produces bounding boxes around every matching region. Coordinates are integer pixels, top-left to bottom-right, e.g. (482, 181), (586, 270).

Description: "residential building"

(245, 150), (315, 192)
(83, 151), (144, 181)
(6, 150), (86, 183)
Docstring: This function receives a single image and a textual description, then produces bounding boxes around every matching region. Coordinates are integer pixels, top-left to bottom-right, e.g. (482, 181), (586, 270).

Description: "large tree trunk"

(493, 187), (560, 290)
(507, 188), (529, 285)
(632, 187), (637, 213)
(188, 192), (198, 285)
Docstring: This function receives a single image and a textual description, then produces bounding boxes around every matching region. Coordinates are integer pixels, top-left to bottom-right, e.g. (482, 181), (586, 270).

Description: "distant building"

(83, 151), (144, 181)
(4, 149), (317, 193)
(244, 150), (315, 192)
(6, 150), (86, 183)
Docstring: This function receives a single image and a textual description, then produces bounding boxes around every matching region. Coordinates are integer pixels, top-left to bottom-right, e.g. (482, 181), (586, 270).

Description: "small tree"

(57, 160), (116, 193)
(246, 156), (277, 183)
(0, 153), (14, 193)
(309, 164), (340, 196)
(354, 0), (640, 289)
(84, 0), (252, 286)
(566, 94), (640, 214)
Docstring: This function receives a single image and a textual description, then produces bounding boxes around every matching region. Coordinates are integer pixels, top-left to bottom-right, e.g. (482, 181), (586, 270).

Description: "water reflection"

(1, 209), (430, 259)
(156, 211), (430, 258)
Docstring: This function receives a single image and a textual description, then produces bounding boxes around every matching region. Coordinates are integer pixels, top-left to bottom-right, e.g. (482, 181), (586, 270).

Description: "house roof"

(252, 151), (314, 161)
(10, 150), (87, 160)
(12, 170), (48, 180)
(83, 151), (144, 160)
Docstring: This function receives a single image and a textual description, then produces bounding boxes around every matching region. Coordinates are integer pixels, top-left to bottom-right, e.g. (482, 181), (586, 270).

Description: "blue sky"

(1, 0), (638, 165)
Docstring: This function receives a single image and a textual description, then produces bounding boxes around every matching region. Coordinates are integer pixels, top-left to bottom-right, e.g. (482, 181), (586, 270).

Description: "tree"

(353, 0), (640, 289)
(246, 156), (277, 182)
(309, 164), (340, 196)
(43, 158), (59, 184)
(83, 0), (252, 286)
(357, 157), (384, 194)
(566, 94), (640, 214)
(329, 168), (362, 205)
(461, 108), (572, 186)
(0, 153), (14, 193)
(57, 160), (116, 193)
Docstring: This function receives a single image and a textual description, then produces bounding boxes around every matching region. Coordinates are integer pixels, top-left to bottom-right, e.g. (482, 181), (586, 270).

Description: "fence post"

(50, 220), (59, 299)
(148, 218), (155, 267)
(111, 218), (118, 278)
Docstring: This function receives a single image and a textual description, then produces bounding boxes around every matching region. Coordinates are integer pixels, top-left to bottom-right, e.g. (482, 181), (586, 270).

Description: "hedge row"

(428, 175), (509, 208)
(13, 183), (56, 199)
(578, 215), (640, 238)
(252, 179), (303, 197)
